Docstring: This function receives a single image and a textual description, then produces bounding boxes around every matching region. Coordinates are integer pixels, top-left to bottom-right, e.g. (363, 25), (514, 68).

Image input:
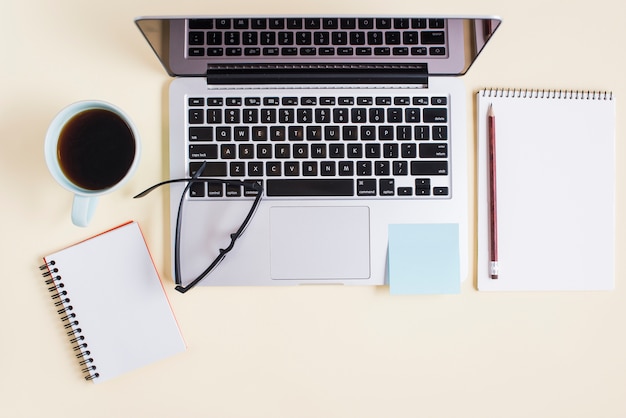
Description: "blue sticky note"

(388, 223), (460, 294)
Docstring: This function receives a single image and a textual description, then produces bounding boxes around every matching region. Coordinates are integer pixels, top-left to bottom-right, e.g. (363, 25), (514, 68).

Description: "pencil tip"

(488, 103), (494, 116)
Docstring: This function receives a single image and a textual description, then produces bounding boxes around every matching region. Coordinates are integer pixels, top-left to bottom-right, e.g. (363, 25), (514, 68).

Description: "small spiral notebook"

(40, 221), (186, 383)
(476, 89), (615, 291)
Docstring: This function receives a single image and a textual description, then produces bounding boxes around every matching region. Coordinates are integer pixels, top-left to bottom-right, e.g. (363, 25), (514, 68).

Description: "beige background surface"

(1, 0), (625, 417)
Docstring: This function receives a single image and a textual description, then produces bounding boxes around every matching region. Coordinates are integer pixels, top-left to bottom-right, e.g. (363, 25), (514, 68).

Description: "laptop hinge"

(205, 64), (429, 86)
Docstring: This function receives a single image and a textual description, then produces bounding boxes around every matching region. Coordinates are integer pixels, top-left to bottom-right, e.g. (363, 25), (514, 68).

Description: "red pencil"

(488, 104), (499, 279)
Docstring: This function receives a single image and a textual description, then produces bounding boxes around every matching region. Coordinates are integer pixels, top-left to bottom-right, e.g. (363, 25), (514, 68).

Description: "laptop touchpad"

(269, 206), (370, 280)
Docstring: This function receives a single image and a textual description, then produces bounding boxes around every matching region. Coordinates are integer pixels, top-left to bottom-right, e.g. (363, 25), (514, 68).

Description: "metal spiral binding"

(481, 88), (613, 100)
(40, 260), (100, 382)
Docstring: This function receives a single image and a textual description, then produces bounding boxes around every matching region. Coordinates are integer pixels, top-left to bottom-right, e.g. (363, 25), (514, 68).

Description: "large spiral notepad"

(476, 89), (615, 291)
(40, 221), (186, 382)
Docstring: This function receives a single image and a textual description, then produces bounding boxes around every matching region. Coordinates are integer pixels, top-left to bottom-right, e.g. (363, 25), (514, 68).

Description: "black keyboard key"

(397, 126), (412, 140)
(225, 32), (240, 45)
(385, 32), (401, 44)
(392, 161), (410, 178)
(215, 19), (231, 29)
(251, 18), (267, 29)
(266, 162), (282, 176)
(287, 18), (303, 29)
(341, 18), (356, 29)
(305, 18), (321, 29)
(245, 97), (261, 106)
(394, 18), (410, 29)
(260, 32), (276, 45)
(423, 108), (448, 123)
(189, 19), (213, 29)
(420, 143), (448, 158)
(415, 126), (429, 140)
(401, 143), (416, 158)
(433, 126), (448, 140)
(248, 162), (264, 176)
(359, 18), (374, 29)
(243, 32), (258, 45)
(234, 19), (249, 29)
(403, 31), (419, 44)
(332, 32), (348, 45)
(357, 179), (376, 196)
(189, 127), (213, 141)
(338, 161), (354, 176)
(189, 48), (205, 57)
(190, 182), (205, 197)
(284, 162), (299, 176)
(384, 143), (399, 158)
(296, 32), (313, 45)
(263, 47), (280, 56)
(207, 48), (224, 56)
(368, 31), (384, 45)
(323, 18), (339, 29)
(189, 32), (204, 45)
(300, 47), (317, 56)
(189, 109), (204, 124)
(282, 47), (298, 56)
(421, 31), (446, 45)
(264, 97), (280, 106)
(429, 18), (445, 29)
(380, 179), (395, 196)
(350, 32), (366, 45)
(267, 179), (354, 196)
(269, 18), (285, 29)
(189, 144), (218, 159)
(393, 47), (409, 55)
(434, 187), (449, 196)
(412, 18), (427, 29)
(207, 98), (223, 106)
(315, 32), (330, 45)
(375, 161), (390, 175)
(376, 18), (392, 29)
(374, 47), (391, 56)
(207, 182), (223, 197)
(226, 183), (242, 197)
(411, 161), (448, 175)
(190, 162), (227, 177)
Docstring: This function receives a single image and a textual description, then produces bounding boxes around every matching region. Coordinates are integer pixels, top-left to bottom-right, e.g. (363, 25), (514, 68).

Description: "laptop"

(135, 15), (501, 287)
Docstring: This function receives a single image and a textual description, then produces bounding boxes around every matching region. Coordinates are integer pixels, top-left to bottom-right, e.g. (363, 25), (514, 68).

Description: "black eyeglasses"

(134, 161), (263, 293)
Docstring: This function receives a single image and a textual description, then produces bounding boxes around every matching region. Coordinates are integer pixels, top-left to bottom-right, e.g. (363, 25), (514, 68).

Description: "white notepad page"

(476, 89), (615, 291)
(43, 222), (186, 382)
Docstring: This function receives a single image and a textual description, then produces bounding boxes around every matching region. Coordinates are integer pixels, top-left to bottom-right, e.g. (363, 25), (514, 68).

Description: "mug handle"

(71, 195), (98, 227)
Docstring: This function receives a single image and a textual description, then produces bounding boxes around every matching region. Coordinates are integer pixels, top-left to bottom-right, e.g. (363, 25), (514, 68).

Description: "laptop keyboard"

(186, 88), (451, 199)
(187, 17), (447, 61)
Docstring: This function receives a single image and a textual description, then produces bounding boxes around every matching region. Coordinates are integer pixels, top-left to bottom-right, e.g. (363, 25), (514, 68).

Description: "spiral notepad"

(476, 88), (615, 291)
(40, 221), (186, 382)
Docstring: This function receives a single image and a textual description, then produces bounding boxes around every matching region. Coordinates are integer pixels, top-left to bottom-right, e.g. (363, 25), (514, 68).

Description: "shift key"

(189, 162), (227, 177)
(411, 161), (448, 175)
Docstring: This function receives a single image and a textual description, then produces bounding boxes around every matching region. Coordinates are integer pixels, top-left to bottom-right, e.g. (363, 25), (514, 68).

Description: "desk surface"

(2, 1), (625, 417)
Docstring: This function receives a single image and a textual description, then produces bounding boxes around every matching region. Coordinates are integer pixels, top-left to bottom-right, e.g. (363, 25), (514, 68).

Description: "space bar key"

(266, 179), (354, 197)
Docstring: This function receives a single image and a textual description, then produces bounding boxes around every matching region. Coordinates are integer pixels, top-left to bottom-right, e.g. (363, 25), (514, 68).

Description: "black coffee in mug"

(57, 109), (136, 191)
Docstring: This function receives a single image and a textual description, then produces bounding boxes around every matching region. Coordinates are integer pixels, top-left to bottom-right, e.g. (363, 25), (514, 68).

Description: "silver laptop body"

(136, 15), (501, 286)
